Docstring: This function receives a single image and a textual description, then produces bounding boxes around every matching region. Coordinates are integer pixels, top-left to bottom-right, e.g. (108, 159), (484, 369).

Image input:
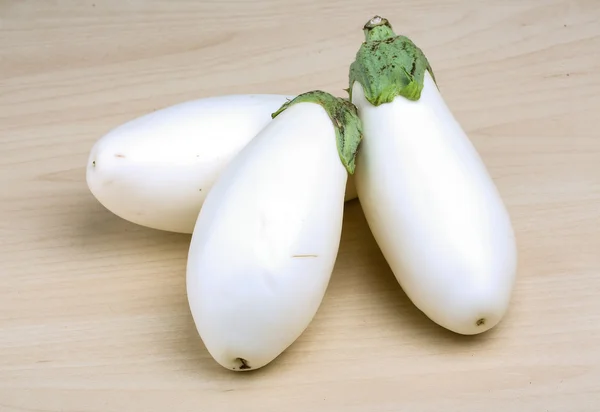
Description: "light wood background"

(1, 1), (599, 411)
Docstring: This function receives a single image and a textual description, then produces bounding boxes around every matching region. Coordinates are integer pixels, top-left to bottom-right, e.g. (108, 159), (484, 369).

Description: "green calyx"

(272, 90), (363, 175)
(348, 15), (437, 106)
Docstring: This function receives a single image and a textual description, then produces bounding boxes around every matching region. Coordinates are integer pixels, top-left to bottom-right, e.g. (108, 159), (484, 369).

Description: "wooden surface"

(1, 1), (599, 411)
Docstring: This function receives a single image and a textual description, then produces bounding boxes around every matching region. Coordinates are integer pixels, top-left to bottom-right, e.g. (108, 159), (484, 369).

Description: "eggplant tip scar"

(236, 358), (251, 370)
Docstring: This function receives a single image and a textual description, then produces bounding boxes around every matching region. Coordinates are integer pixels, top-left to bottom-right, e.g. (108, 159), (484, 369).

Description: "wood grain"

(1, 1), (599, 411)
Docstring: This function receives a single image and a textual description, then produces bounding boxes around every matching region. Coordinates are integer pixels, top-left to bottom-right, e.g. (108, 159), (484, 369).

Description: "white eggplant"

(86, 94), (359, 234)
(349, 16), (517, 335)
(186, 91), (362, 371)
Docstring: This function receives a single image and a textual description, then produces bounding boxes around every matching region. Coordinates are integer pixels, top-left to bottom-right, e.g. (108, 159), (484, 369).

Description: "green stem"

(348, 15), (437, 106)
(272, 91), (363, 175)
(362, 16), (395, 42)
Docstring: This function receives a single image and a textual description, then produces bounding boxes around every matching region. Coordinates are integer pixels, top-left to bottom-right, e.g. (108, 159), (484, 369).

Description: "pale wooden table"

(1, 1), (599, 411)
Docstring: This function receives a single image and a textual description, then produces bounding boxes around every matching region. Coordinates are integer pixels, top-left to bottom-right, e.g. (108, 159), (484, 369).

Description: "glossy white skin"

(352, 72), (517, 335)
(86, 94), (357, 233)
(186, 102), (347, 371)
